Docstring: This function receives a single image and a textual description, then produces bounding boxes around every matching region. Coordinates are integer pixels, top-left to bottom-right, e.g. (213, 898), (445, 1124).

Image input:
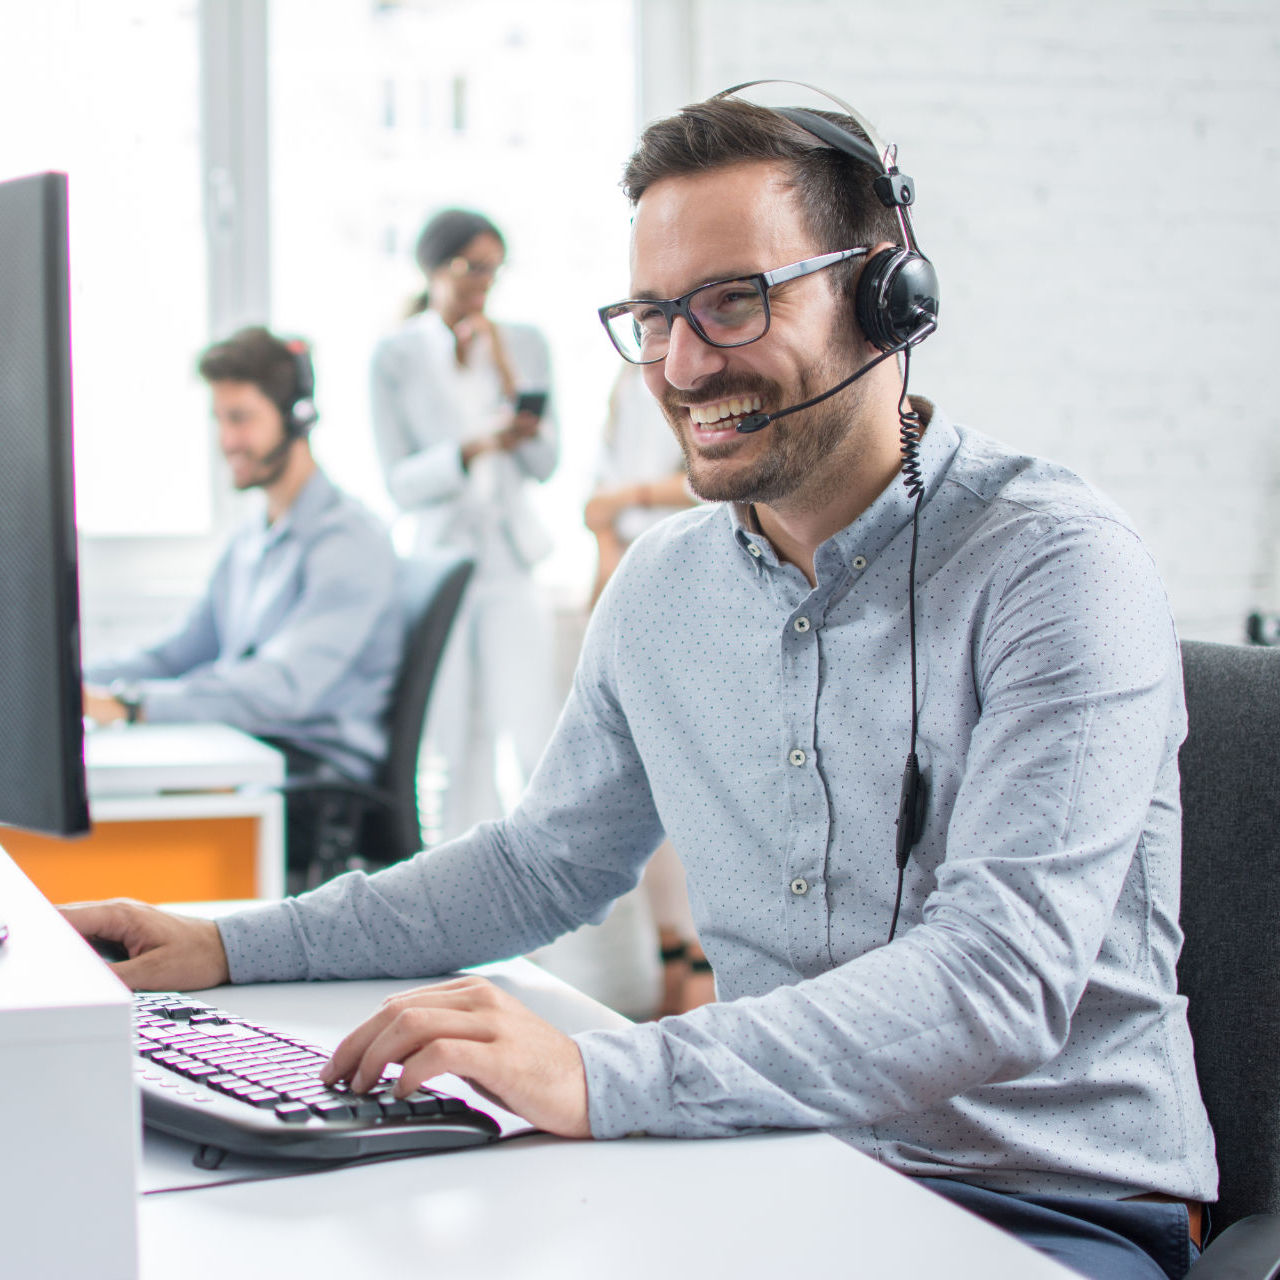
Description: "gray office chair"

(284, 551), (474, 892)
(1178, 640), (1280, 1277)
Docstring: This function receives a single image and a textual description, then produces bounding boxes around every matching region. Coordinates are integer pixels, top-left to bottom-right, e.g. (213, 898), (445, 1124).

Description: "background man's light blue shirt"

(85, 469), (402, 780)
(219, 404), (1217, 1201)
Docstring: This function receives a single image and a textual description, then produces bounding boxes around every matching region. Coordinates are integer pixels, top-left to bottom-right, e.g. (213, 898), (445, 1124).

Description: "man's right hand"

(58, 899), (231, 992)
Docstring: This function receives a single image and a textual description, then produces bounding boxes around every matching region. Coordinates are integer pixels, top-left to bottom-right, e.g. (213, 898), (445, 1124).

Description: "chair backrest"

(372, 552), (474, 863)
(1178, 639), (1280, 1233)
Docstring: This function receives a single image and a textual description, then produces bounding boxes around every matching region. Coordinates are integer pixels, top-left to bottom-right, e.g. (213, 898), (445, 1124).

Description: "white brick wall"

(640, 0), (1280, 640)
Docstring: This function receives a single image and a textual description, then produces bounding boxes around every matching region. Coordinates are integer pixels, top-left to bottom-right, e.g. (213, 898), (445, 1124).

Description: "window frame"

(79, 0), (271, 657)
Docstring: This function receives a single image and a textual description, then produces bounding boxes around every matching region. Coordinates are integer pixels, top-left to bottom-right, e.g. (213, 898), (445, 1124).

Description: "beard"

(228, 439), (293, 491)
(658, 350), (871, 506)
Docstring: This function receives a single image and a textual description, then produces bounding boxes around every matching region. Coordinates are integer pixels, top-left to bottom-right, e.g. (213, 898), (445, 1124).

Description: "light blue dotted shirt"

(219, 402), (1218, 1201)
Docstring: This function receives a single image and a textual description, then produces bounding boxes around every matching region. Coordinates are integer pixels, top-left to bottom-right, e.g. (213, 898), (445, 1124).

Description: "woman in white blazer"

(370, 209), (560, 842)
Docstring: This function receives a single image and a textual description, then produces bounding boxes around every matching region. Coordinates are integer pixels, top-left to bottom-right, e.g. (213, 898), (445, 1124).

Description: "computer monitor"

(0, 171), (90, 836)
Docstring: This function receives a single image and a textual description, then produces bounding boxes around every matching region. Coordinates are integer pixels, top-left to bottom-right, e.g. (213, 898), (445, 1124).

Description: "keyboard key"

(242, 1089), (285, 1107)
(158, 1003), (203, 1020)
(310, 1099), (355, 1121)
(206, 1073), (252, 1095)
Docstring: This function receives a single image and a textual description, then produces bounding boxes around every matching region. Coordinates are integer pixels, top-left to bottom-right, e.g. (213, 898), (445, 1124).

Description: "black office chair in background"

(284, 551), (474, 893)
(1178, 640), (1280, 1277)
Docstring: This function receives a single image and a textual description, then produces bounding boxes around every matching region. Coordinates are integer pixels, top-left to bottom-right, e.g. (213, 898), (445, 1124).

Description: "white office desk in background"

(137, 955), (1076, 1280)
(4, 723), (285, 903)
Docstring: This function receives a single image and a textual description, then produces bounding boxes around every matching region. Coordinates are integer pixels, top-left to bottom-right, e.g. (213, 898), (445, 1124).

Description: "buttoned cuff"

(131, 679), (211, 724)
(575, 1022), (677, 1138)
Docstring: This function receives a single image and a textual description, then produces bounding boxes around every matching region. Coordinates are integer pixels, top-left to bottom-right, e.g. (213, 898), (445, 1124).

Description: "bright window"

(0, 1), (212, 536)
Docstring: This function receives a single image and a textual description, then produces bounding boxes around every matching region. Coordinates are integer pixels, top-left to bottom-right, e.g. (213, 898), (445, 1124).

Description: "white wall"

(639, 0), (1280, 641)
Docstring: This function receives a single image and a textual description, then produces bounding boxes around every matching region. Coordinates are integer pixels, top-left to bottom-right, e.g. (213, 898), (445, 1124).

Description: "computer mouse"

(88, 935), (131, 964)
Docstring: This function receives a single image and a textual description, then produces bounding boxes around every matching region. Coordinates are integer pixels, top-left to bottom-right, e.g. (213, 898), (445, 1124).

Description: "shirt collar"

(254, 467), (336, 547)
(729, 398), (961, 579)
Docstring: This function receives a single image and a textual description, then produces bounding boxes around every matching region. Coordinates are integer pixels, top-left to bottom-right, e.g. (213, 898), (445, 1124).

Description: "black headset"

(281, 338), (318, 439)
(718, 82), (940, 353)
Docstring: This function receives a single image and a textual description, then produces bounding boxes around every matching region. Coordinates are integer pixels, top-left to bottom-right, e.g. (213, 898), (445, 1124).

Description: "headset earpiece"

(854, 248), (940, 352)
(769, 96), (940, 353)
(282, 339), (318, 438)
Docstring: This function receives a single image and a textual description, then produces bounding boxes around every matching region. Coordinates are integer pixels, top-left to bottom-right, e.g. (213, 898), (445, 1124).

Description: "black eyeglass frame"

(598, 247), (869, 365)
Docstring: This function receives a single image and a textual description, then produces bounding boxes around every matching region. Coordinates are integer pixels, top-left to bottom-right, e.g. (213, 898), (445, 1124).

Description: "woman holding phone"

(371, 208), (559, 842)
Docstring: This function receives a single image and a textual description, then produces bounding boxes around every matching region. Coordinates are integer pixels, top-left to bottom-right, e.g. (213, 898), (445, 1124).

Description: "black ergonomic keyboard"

(132, 991), (500, 1160)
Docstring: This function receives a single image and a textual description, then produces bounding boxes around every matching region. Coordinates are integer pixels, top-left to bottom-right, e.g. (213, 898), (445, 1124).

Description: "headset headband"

(716, 79), (892, 167)
(713, 79), (921, 254)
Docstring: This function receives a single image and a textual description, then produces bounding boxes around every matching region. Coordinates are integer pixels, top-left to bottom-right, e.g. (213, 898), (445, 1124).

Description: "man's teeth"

(689, 395), (762, 426)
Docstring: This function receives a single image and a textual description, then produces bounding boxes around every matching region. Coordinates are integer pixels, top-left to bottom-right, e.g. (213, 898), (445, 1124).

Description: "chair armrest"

(1186, 1215), (1280, 1280)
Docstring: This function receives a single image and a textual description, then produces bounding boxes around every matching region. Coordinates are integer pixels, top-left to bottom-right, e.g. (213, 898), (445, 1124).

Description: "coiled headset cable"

(887, 331), (932, 942)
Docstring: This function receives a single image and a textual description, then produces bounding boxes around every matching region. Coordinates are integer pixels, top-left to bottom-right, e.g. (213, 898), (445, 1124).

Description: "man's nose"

(660, 315), (727, 390)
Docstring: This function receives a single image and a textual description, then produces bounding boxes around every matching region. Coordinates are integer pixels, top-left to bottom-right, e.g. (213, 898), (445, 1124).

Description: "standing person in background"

(585, 362), (707, 1015)
(585, 363), (695, 608)
(370, 209), (559, 843)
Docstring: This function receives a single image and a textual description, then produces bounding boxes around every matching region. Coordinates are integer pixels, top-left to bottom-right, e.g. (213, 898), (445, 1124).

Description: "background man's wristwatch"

(108, 680), (144, 725)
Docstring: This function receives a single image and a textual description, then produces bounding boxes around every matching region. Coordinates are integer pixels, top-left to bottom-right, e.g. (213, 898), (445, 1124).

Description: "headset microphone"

(735, 331), (929, 434)
(256, 432), (297, 470)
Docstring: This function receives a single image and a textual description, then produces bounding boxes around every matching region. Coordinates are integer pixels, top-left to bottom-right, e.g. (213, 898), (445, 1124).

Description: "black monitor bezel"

(0, 171), (90, 837)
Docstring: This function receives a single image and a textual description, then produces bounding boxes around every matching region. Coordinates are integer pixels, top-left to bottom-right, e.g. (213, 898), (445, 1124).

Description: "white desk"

(137, 962), (1075, 1280)
(5, 723), (285, 902)
(88, 721), (284, 798)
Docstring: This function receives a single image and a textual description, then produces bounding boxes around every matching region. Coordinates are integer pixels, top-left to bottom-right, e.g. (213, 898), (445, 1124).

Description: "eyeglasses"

(446, 256), (502, 280)
(598, 248), (868, 365)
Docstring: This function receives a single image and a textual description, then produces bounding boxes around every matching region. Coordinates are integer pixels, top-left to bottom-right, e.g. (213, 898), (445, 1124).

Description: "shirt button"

(790, 877), (809, 896)
(852, 555), (867, 570)
(747, 543), (763, 558)
(793, 616), (811, 633)
(788, 748), (806, 767)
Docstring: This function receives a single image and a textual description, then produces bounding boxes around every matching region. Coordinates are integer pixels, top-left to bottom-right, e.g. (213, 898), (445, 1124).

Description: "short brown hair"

(197, 326), (305, 416)
(622, 97), (902, 304)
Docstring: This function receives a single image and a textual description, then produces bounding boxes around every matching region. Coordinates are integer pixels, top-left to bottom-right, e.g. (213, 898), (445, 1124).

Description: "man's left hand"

(320, 975), (592, 1138)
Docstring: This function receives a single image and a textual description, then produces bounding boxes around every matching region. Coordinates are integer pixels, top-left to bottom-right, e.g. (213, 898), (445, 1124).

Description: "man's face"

(631, 161), (867, 506)
(212, 380), (293, 491)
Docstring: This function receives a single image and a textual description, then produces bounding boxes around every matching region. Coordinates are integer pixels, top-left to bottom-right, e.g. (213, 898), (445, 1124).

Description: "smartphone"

(515, 390), (548, 419)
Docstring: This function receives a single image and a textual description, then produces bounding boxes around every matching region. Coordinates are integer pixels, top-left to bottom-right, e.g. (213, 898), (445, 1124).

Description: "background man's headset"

(716, 82), (940, 941)
(282, 338), (318, 439)
(255, 338), (319, 471)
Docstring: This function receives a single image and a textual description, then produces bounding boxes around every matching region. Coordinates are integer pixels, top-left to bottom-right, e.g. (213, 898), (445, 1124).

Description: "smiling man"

(82, 326), (402, 792)
(67, 97), (1215, 1279)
